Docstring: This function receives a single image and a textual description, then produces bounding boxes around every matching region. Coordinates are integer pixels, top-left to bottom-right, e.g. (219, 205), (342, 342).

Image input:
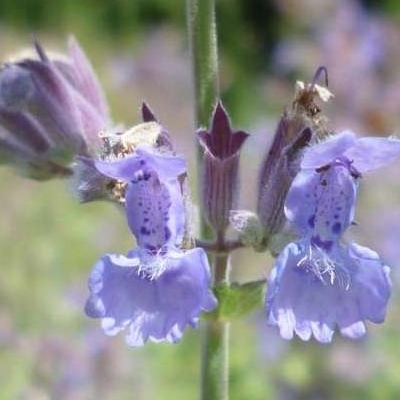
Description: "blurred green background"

(2, 0), (400, 399)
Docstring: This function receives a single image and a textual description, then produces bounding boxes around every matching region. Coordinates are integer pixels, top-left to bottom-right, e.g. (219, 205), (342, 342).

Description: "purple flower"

(85, 247), (216, 346)
(266, 131), (400, 342)
(85, 145), (217, 345)
(0, 37), (110, 180)
(95, 145), (187, 245)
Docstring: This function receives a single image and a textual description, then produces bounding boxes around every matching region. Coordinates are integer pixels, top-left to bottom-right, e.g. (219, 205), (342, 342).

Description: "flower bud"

(257, 67), (334, 250)
(197, 101), (249, 236)
(0, 37), (110, 180)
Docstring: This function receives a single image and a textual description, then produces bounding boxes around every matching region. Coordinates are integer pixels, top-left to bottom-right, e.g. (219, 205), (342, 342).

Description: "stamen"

(137, 248), (168, 280)
(297, 245), (350, 289)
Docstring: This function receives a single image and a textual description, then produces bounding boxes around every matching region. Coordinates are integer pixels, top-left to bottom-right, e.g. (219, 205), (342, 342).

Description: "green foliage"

(208, 280), (266, 320)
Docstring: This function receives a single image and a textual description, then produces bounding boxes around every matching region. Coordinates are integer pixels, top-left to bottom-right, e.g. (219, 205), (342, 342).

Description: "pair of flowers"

(85, 122), (400, 346)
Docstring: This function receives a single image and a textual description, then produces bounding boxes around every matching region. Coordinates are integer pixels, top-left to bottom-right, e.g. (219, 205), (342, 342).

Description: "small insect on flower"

(293, 66), (334, 116)
(99, 122), (164, 159)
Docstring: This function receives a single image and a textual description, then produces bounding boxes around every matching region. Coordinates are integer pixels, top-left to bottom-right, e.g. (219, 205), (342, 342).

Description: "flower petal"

(266, 241), (390, 343)
(301, 130), (356, 169)
(20, 60), (86, 153)
(344, 242), (391, 324)
(125, 169), (184, 249)
(68, 36), (110, 120)
(285, 164), (357, 238)
(85, 248), (217, 346)
(344, 136), (400, 173)
(94, 146), (186, 182)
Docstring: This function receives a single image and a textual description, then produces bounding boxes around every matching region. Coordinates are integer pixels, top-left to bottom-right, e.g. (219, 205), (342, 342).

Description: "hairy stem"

(187, 0), (229, 399)
(187, 0), (219, 130)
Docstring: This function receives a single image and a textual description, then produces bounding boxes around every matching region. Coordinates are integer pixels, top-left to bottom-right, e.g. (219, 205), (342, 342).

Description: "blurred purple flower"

(0, 37), (110, 180)
(266, 131), (400, 342)
(85, 144), (217, 345)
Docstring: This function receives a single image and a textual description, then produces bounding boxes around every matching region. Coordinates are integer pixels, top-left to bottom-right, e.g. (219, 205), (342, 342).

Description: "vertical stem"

(186, 1), (229, 400)
(201, 254), (230, 400)
(186, 0), (219, 131)
(201, 319), (230, 400)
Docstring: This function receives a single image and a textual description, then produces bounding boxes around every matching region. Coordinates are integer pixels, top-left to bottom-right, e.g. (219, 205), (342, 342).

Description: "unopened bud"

(197, 101), (249, 236)
(0, 37), (110, 180)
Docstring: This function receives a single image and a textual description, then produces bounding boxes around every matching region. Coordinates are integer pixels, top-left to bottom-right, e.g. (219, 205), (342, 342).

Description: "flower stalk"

(187, 0), (230, 399)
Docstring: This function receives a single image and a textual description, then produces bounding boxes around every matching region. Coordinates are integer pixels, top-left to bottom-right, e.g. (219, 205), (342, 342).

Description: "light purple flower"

(266, 131), (400, 343)
(95, 145), (187, 248)
(85, 145), (217, 345)
(85, 247), (216, 346)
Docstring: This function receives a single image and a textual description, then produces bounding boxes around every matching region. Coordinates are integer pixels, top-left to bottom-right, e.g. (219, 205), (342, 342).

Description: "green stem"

(200, 318), (230, 400)
(201, 254), (230, 400)
(186, 1), (229, 400)
(186, 0), (219, 131)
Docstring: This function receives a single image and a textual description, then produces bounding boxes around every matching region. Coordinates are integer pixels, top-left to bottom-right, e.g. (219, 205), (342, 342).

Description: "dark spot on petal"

(143, 172), (151, 180)
(332, 222), (341, 234)
(308, 214), (315, 228)
(140, 226), (151, 235)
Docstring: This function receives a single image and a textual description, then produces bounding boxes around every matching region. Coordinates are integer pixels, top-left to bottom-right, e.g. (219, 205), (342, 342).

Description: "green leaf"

(205, 279), (266, 321)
